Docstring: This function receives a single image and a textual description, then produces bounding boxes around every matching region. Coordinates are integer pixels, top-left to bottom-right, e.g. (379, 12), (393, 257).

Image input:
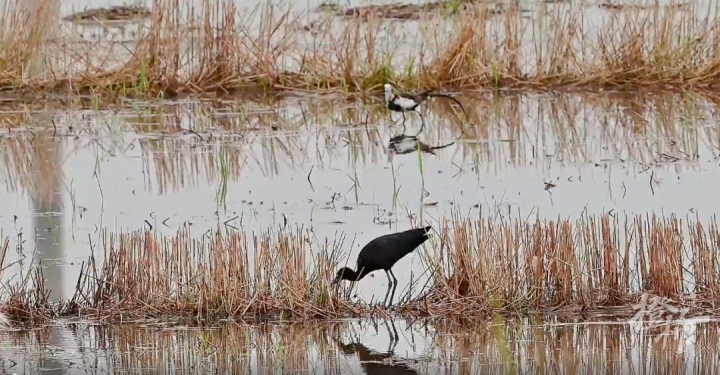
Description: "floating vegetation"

(316, 0), (530, 21)
(62, 5), (152, 23)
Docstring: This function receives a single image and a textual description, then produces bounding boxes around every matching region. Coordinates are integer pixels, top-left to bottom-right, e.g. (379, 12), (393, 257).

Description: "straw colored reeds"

(1, 0), (720, 100)
(2, 213), (720, 324)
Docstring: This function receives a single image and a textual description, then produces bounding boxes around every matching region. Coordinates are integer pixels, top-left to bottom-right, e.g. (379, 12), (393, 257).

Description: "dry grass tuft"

(66, 226), (360, 322)
(0, 238), (57, 325)
(410, 213), (720, 318)
(1, 0), (720, 99)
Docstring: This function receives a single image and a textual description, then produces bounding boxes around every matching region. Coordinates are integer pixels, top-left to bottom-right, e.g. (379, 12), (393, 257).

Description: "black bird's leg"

(387, 269), (399, 307)
(401, 112), (407, 133)
(349, 281), (357, 299)
(382, 270), (394, 307)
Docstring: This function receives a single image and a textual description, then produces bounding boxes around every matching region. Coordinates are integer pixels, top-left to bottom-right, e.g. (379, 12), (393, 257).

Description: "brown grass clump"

(1, 0), (720, 100)
(0, 238), (57, 325)
(4, 213), (720, 325)
(411, 213), (720, 319)
(67, 225), (359, 322)
(0, 0), (57, 84)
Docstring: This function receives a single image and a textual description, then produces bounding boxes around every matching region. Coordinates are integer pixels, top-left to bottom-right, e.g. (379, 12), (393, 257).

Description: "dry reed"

(2, 213), (720, 324)
(1, 0), (720, 100)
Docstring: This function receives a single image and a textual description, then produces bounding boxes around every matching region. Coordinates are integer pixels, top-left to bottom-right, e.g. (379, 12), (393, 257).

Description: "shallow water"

(0, 92), (718, 305)
(1, 317), (719, 374)
(7, 0), (720, 372)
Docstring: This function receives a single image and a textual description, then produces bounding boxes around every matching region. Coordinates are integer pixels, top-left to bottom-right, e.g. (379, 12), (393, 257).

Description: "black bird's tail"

(416, 88), (436, 98)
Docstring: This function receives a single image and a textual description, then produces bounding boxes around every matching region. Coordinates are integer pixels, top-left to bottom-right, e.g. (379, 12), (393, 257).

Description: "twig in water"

(649, 171), (655, 195)
(308, 165), (315, 192)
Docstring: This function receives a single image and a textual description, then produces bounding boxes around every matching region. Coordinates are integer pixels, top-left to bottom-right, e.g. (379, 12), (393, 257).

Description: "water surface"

(1, 318), (718, 374)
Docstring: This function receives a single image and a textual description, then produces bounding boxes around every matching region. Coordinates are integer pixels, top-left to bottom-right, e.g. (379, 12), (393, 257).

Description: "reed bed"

(2, 0), (720, 100)
(3, 213), (720, 324)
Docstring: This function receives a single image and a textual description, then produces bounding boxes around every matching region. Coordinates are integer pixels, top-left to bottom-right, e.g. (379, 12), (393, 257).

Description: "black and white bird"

(383, 84), (466, 135)
(333, 226), (433, 307)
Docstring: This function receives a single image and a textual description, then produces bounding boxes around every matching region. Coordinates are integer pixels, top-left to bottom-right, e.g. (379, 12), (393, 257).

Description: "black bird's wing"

(356, 227), (432, 272)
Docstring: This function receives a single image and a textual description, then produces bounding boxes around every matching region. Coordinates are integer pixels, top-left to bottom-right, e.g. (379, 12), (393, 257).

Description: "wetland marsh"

(3, 0), (720, 372)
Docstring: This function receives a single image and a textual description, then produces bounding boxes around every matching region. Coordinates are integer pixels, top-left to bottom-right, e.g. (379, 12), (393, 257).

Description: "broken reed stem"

(2, 0), (720, 99)
(4, 213), (720, 323)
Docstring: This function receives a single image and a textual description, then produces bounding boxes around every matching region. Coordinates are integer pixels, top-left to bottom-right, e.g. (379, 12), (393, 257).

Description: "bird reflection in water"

(388, 134), (454, 157)
(334, 320), (418, 375)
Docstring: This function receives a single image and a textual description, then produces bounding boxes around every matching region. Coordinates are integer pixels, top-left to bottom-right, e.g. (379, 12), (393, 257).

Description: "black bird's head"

(333, 267), (357, 285)
(418, 225), (433, 238)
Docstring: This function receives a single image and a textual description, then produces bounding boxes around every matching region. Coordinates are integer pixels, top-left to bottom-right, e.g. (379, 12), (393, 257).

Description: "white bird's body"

(393, 96), (419, 109)
(383, 84), (432, 132)
(382, 83), (467, 137)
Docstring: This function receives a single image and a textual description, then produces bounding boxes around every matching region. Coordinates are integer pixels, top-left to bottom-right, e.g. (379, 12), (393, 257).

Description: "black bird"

(383, 84), (466, 135)
(332, 226), (433, 307)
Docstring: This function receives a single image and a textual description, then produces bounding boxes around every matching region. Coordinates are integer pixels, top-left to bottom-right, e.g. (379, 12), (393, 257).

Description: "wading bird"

(384, 84), (466, 135)
(332, 226), (433, 307)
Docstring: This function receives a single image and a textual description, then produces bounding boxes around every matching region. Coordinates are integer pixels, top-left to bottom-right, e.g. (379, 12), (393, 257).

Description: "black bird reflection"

(334, 320), (418, 375)
(388, 134), (454, 156)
